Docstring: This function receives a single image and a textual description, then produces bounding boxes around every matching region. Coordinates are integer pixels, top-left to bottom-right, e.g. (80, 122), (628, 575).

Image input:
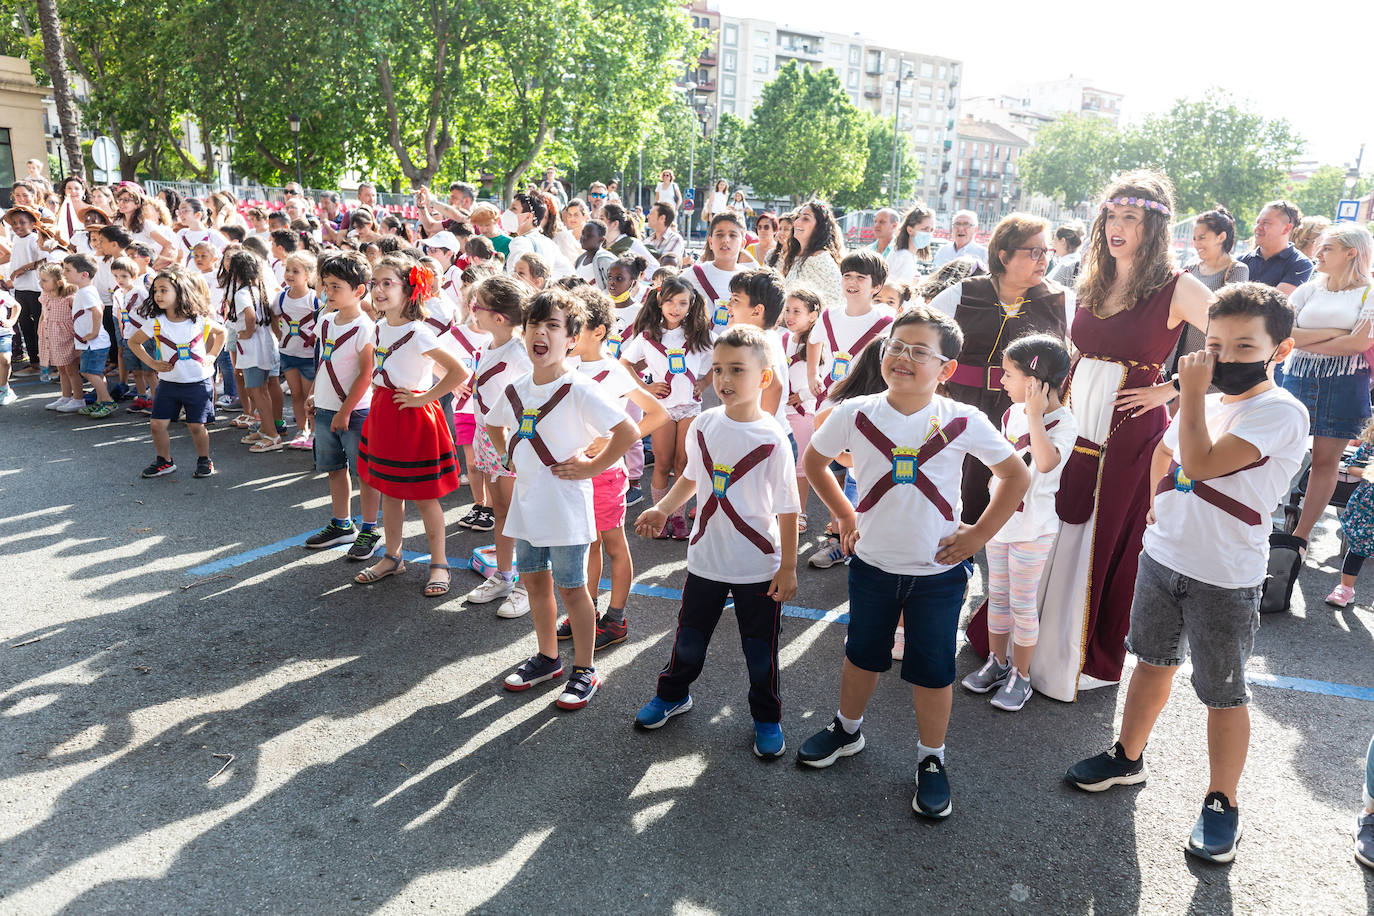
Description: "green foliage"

(833, 112), (921, 212)
(1284, 165), (1373, 223)
(1019, 114), (1122, 209)
(741, 62), (866, 203)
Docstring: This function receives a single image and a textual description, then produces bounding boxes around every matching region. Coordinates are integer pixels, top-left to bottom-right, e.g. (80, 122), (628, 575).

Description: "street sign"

(684, 187), (696, 212)
(90, 136), (119, 173)
(93, 168), (115, 184)
(1336, 199), (1361, 223)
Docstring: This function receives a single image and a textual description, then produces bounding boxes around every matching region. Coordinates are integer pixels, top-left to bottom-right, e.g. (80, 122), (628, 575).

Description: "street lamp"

(702, 105), (715, 205)
(890, 58), (913, 209)
(461, 139), (470, 181)
(682, 80), (699, 237)
(288, 112), (302, 188)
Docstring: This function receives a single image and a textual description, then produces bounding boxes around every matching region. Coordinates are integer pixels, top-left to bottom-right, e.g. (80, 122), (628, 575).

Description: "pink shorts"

(592, 465), (629, 532)
(786, 410), (814, 477)
(454, 411), (476, 446)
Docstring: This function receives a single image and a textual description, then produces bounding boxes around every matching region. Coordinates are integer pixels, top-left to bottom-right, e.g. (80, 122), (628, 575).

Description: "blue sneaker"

(625, 486), (643, 508)
(1065, 742), (1147, 792)
(1356, 811), (1374, 869)
(752, 721), (785, 759)
(1186, 791), (1241, 863)
(634, 695), (693, 729)
(914, 754), (952, 819)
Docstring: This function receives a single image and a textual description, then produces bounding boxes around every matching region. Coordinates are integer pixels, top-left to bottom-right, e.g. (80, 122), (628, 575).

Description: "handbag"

(1055, 436), (1103, 524)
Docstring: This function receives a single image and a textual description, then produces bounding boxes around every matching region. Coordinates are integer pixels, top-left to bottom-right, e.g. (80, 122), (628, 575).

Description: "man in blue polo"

(1239, 200), (1313, 295)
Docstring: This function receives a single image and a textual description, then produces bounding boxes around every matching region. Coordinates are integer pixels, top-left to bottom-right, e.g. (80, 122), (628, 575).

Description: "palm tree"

(34, 0), (85, 181)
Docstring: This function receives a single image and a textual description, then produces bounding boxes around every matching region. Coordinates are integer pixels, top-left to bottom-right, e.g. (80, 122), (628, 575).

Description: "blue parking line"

(187, 530), (319, 575)
(1248, 671), (1374, 703)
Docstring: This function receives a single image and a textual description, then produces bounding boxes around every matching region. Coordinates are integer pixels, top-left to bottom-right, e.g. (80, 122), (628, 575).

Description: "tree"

(742, 62), (866, 203)
(32, 0), (83, 180)
(834, 112), (920, 212)
(1285, 165), (1373, 223)
(1020, 113), (1122, 209)
(707, 112), (749, 193)
(1121, 91), (1304, 225)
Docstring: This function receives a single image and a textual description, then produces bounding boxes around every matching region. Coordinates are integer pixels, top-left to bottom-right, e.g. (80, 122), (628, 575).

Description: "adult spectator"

(654, 170), (683, 211)
(933, 209), (987, 267)
(8, 180), (52, 220)
(1168, 207), (1249, 376)
(886, 204), (936, 284)
(449, 182), (476, 212)
(1291, 215), (1330, 260)
(561, 199), (589, 245)
(746, 211), (779, 265)
(52, 175), (88, 242)
(1280, 223), (1374, 558)
(356, 183), (379, 211)
(868, 207), (898, 258)
(928, 213), (1067, 520)
(1239, 200), (1313, 295)
(780, 200), (843, 308)
(534, 190), (578, 267)
(505, 192), (570, 278)
(540, 168), (568, 208)
(703, 179), (728, 222)
(645, 202), (686, 264)
(283, 196), (310, 226)
(111, 184), (175, 267)
(1047, 221), (1086, 287)
(317, 191), (348, 242)
(586, 181), (609, 220)
(602, 202), (660, 274)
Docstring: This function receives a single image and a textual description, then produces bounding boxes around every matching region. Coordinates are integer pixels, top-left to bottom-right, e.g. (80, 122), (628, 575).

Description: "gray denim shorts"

(1124, 550), (1260, 709)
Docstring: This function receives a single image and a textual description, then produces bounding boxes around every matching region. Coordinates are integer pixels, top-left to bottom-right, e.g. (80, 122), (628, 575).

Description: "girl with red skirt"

(355, 255), (471, 597)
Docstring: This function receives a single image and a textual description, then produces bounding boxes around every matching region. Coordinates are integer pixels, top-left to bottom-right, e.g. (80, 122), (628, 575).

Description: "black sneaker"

(913, 755), (952, 819)
(504, 653), (564, 691)
(141, 456), (176, 478)
(1186, 791), (1242, 863)
(347, 529), (382, 561)
(1065, 741), (1147, 792)
(796, 716), (866, 768)
(556, 615), (573, 640)
(305, 521), (358, 549)
(595, 616), (627, 649)
(457, 506), (483, 529)
(469, 507), (496, 533)
(193, 457), (215, 478)
(556, 665), (601, 710)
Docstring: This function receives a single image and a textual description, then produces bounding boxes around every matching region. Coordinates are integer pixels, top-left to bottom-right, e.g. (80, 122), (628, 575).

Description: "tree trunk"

(34, 0), (85, 182)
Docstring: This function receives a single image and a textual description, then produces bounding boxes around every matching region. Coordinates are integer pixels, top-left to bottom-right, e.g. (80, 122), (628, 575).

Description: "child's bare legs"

(1118, 660), (1176, 760)
(234, 368), (250, 413)
(150, 417), (173, 458)
(374, 494), (405, 566)
(284, 368), (309, 433)
(462, 445), (485, 504)
(601, 527), (633, 609)
(264, 375), (285, 430)
(242, 386), (266, 435)
(649, 421), (676, 492)
(328, 468), (353, 519)
(912, 685), (953, 749)
(1207, 706), (1249, 801)
(416, 497), (448, 585)
(186, 422), (210, 458)
(360, 479), (380, 526)
(526, 570), (597, 666)
(83, 367), (111, 402)
(0, 350), (10, 389)
(60, 360), (81, 398)
(490, 475), (515, 571)
(587, 533), (605, 604)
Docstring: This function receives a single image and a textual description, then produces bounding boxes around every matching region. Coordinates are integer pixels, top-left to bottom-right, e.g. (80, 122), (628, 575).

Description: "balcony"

(864, 89), (881, 99)
(775, 42), (822, 59)
(699, 49), (717, 65)
(696, 78), (717, 92)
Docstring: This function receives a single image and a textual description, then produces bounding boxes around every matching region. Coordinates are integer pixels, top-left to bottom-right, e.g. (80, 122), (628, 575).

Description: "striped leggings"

(986, 533), (1056, 647)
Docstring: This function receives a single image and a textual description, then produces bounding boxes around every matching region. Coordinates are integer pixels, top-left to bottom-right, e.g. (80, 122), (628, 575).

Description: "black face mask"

(1210, 348), (1278, 396)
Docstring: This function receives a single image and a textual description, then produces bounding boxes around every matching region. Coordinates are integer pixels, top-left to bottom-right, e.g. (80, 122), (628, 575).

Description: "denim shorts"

(1281, 367), (1371, 440)
(314, 407), (366, 473)
(79, 347), (109, 375)
(241, 364), (280, 388)
(0, 334), (10, 355)
(1125, 550), (1260, 709)
(151, 378), (216, 424)
(845, 555), (972, 687)
(515, 539), (590, 589)
(279, 353), (317, 381)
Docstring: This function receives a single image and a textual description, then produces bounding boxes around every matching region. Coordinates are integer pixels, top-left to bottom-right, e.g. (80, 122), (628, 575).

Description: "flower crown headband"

(1102, 196), (1171, 218)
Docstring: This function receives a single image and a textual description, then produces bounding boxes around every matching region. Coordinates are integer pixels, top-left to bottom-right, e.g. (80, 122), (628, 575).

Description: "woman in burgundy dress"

(970, 171), (1215, 702)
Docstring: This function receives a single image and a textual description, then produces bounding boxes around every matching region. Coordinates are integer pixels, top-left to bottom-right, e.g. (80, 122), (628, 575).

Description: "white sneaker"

(0, 387), (16, 406)
(56, 398), (84, 413)
(464, 573), (514, 604)
(496, 584), (530, 619)
(46, 396), (67, 410)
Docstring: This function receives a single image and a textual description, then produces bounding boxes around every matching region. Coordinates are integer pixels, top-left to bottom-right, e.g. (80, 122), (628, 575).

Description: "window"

(753, 55), (769, 73)
(0, 128), (12, 193)
(920, 61), (933, 78)
(723, 75), (736, 96)
(959, 141), (966, 156)
(849, 45), (860, 65)
(937, 87), (945, 102)
(918, 84), (931, 100)
(914, 126), (930, 142)
(829, 41), (843, 59)
(723, 50), (736, 71)
(751, 79), (765, 97)
(917, 106), (932, 122)
(885, 83), (894, 95)
(887, 58), (896, 74)
(754, 32), (769, 47)
(722, 99), (736, 114)
(724, 24), (737, 46)
(847, 69), (859, 89)
(993, 145), (1001, 159)
(956, 180), (964, 194)
(939, 65), (947, 79)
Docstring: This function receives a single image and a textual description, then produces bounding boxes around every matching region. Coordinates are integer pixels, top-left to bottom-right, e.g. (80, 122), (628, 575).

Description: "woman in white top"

(885, 204), (936, 285)
(602, 202), (660, 276)
(780, 200), (844, 309)
(1280, 222), (1374, 546)
(560, 199), (589, 261)
(504, 192), (571, 279)
(704, 179), (728, 222)
(112, 185), (175, 269)
(654, 170), (683, 210)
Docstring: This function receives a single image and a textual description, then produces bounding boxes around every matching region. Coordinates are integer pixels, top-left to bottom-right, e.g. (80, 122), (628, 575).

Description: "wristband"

(1171, 375), (1180, 391)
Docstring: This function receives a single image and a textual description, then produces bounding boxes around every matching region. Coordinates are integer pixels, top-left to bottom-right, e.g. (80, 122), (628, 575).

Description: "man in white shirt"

(646, 202), (686, 265)
(869, 208), (898, 259)
(933, 210), (988, 267)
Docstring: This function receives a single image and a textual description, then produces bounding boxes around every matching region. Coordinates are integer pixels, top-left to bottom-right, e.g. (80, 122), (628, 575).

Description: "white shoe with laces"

(496, 583), (530, 619)
(46, 396), (67, 410)
(465, 573), (514, 604)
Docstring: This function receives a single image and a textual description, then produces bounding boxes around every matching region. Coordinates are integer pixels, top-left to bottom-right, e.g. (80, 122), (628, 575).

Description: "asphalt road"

(1, 376), (1372, 915)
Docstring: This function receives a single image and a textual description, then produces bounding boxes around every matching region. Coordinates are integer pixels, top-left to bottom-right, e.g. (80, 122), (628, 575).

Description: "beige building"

(0, 56), (50, 202)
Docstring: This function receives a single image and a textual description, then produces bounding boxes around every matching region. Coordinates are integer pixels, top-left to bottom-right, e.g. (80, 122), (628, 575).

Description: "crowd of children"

(8, 178), (1374, 872)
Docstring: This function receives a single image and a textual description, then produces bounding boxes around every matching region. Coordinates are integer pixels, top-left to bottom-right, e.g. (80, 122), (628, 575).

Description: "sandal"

(231, 413), (258, 429)
(798, 513), (808, 534)
(424, 564), (451, 597)
(249, 436), (284, 453)
(240, 430), (266, 445)
(354, 553), (405, 584)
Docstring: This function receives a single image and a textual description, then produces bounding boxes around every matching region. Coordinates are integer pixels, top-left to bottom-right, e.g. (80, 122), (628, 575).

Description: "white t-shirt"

(886, 248), (930, 285)
(148, 314), (216, 383)
(762, 327), (790, 431)
(0, 290), (18, 338)
(93, 256), (116, 309)
(314, 312), (375, 412)
(655, 182), (679, 205)
(707, 190), (728, 215)
(620, 326), (712, 411)
(933, 240), (988, 267)
(681, 408), (801, 583)
(112, 284), (148, 343)
(274, 289), (319, 359)
(506, 231), (572, 279)
(608, 296), (642, 358)
(449, 322), (491, 415)
(175, 227), (229, 264)
(228, 288), (277, 370)
(438, 265), (464, 313)
(576, 354), (642, 472)
(686, 263), (742, 335)
(781, 329), (829, 417)
(71, 286), (109, 351)
(421, 295), (459, 370)
(1144, 388), (1309, 588)
(485, 370), (629, 546)
(809, 393), (1013, 575)
(473, 336), (533, 425)
(1283, 280), (1374, 376)
(372, 320), (444, 392)
(6, 233), (46, 292)
(990, 404), (1078, 543)
(816, 306), (895, 389)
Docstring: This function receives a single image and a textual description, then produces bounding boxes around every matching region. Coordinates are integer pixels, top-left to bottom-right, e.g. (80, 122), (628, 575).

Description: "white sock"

(917, 741), (945, 764)
(836, 712), (862, 734)
(498, 569), (516, 582)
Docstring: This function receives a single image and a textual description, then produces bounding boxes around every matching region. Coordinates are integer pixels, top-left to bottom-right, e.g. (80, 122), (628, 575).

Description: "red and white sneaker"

(556, 665), (601, 710)
(1325, 584), (1356, 608)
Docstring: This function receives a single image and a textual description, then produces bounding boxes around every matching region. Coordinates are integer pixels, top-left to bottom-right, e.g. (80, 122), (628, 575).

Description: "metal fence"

(141, 179), (418, 209)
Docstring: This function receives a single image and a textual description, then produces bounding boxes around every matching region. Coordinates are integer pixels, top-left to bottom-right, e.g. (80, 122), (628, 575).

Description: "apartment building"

(1014, 76), (1123, 125)
(951, 118), (1028, 225)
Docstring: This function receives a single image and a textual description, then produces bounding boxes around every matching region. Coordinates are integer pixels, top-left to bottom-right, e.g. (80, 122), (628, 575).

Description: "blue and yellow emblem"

(374, 346), (389, 370)
(175, 342), (194, 362)
(712, 300), (730, 327)
(516, 408), (540, 440)
(711, 462), (733, 498)
(607, 334), (622, 358)
(830, 352), (852, 382)
(1171, 467), (1194, 493)
(321, 339), (336, 360)
(891, 447), (919, 485)
(667, 348), (688, 375)
(287, 319), (301, 336)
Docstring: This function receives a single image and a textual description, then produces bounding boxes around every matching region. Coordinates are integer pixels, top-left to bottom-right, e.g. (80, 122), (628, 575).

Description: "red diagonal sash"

(1153, 458), (1270, 526)
(691, 429), (777, 554)
(373, 328), (416, 389)
(853, 411), (966, 520)
(505, 382), (574, 467)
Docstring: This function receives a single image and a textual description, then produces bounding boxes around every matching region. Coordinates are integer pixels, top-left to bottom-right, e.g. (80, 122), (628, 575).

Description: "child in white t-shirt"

(725, 269), (789, 430)
(632, 325), (801, 756)
(687, 212), (751, 337)
(797, 305), (1029, 822)
(273, 251), (321, 450)
(817, 249), (895, 399)
(223, 250), (285, 451)
(780, 287), (827, 530)
(110, 257), (155, 413)
(961, 334), (1077, 712)
(63, 254), (116, 418)
(452, 263), (497, 533)
(620, 274), (714, 539)
(485, 288), (639, 710)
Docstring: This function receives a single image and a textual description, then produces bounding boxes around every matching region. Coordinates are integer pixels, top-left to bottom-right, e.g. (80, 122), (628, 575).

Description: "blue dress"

(1340, 443), (1374, 556)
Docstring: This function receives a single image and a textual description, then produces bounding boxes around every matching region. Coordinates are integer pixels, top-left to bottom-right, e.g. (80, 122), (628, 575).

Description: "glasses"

(880, 339), (949, 365)
(368, 278), (401, 290)
(589, 193), (606, 199)
(1014, 246), (1049, 261)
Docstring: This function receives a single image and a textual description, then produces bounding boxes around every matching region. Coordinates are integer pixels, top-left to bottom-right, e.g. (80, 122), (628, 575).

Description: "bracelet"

(1171, 375), (1180, 391)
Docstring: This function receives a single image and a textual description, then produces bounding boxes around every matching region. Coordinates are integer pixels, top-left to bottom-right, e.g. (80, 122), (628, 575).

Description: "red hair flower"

(407, 264), (435, 303)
